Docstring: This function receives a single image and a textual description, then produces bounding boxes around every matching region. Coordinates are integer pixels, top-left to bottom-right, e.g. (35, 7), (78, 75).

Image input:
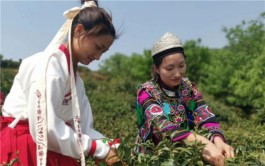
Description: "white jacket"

(2, 46), (110, 159)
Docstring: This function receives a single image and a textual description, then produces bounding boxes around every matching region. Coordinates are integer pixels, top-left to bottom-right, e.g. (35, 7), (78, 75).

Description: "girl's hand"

(213, 136), (235, 159)
(101, 147), (120, 166)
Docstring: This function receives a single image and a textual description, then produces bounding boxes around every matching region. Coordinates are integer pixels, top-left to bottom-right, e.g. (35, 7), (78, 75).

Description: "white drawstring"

(8, 114), (23, 128)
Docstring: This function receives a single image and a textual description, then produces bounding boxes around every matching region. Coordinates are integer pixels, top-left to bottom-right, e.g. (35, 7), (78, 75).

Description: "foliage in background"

(184, 39), (211, 83)
(201, 49), (235, 102)
(99, 50), (153, 84)
(0, 55), (21, 68)
(0, 68), (18, 94)
(223, 12), (265, 113)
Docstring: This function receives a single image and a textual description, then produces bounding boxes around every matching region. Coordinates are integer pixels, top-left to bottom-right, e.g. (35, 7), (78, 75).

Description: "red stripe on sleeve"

(88, 140), (97, 156)
(59, 44), (70, 74)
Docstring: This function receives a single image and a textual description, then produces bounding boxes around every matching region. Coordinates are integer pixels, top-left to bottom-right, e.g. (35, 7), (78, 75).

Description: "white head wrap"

(45, 1), (97, 52)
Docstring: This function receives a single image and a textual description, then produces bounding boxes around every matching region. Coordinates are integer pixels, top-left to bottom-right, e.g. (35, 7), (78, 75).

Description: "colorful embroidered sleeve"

(191, 83), (225, 141)
(137, 89), (191, 143)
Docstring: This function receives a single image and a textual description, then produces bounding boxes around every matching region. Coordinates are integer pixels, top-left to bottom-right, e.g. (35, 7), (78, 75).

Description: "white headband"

(45, 0), (97, 52)
(64, 1), (98, 19)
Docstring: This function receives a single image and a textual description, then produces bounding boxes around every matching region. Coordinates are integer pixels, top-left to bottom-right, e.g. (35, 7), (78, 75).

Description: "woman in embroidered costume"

(135, 32), (234, 166)
(0, 0), (121, 165)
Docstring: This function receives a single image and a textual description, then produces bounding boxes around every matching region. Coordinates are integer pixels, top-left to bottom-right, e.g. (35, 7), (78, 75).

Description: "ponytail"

(81, 0), (98, 6)
(73, 0), (117, 39)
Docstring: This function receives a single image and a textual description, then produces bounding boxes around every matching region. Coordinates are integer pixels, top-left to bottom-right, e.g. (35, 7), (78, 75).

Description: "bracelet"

(106, 154), (118, 161)
(212, 135), (225, 143)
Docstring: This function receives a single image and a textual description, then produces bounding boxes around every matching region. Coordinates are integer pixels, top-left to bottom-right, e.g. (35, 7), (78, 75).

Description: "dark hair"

(151, 48), (186, 80)
(81, 0), (98, 6)
(153, 47), (186, 67)
(71, 0), (117, 39)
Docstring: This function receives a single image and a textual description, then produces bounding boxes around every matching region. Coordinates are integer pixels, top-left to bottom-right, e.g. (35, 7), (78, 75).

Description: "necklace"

(152, 80), (193, 130)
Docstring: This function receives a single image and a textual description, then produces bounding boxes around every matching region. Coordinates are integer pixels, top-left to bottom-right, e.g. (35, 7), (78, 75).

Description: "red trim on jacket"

(59, 44), (70, 74)
(88, 140), (97, 156)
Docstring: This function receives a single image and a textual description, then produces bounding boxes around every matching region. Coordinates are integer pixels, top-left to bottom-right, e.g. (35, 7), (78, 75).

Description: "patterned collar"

(161, 87), (176, 97)
(157, 78), (180, 97)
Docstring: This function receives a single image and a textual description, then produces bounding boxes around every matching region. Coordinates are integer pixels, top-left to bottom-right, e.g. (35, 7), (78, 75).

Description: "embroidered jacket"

(136, 77), (224, 144)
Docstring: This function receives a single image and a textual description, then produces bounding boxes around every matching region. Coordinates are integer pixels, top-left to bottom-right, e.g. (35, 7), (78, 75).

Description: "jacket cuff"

(92, 140), (110, 159)
(210, 133), (226, 143)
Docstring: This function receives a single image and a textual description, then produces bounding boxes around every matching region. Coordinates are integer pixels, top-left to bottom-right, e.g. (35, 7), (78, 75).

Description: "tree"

(225, 12), (265, 113)
(99, 51), (152, 83)
(184, 39), (211, 83)
(0, 55), (21, 68)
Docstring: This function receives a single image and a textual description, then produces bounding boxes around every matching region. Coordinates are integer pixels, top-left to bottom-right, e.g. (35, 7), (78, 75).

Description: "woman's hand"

(101, 147), (120, 166)
(213, 136), (235, 159)
(185, 134), (225, 166)
(202, 139), (225, 166)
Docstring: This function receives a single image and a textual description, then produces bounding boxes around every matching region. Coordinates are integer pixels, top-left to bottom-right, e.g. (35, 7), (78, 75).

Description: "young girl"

(0, 0), (120, 165)
(136, 32), (234, 166)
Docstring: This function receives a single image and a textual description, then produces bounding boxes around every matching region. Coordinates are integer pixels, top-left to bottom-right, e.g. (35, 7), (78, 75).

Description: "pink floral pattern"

(150, 105), (163, 115)
(194, 105), (215, 125)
